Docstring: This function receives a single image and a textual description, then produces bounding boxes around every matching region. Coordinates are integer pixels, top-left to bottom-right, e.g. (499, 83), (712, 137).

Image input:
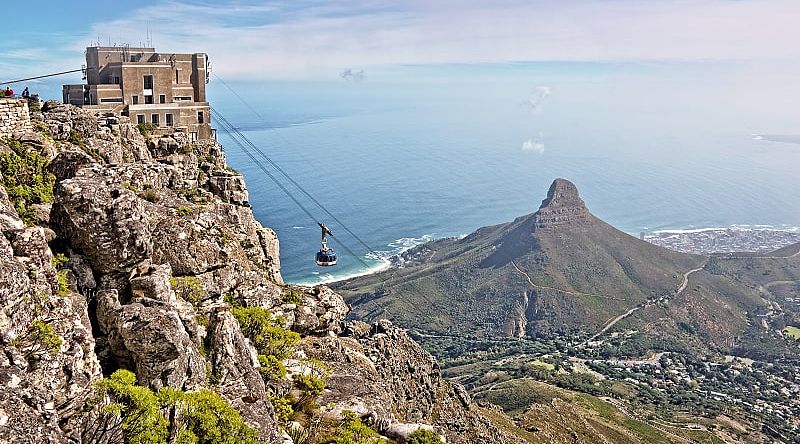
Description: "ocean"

(205, 62), (800, 284)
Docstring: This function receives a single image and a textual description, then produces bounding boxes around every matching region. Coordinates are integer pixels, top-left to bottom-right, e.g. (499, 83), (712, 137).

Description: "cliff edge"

(0, 100), (522, 444)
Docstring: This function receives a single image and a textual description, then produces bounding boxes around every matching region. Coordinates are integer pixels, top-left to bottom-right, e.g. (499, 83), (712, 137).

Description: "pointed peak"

(534, 178), (590, 228)
(539, 178), (586, 210)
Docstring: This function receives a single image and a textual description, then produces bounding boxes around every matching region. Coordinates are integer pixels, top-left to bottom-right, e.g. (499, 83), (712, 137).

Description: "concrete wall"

(0, 98), (31, 138)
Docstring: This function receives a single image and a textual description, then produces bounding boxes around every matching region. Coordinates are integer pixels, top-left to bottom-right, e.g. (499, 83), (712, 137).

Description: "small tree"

(325, 411), (381, 444)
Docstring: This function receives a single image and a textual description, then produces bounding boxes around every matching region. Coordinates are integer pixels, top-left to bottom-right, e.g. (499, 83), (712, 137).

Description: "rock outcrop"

(304, 319), (523, 444)
(0, 103), (519, 443)
(533, 178), (591, 228)
(0, 178), (102, 443)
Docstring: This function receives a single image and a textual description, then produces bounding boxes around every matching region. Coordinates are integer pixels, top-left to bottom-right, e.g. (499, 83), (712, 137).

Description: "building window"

(191, 132), (198, 142)
(159, 94), (166, 104)
(100, 97), (123, 103)
(197, 111), (204, 124)
(151, 114), (160, 126)
(137, 114), (145, 124)
(145, 95), (153, 104)
(132, 95), (139, 105)
(175, 70), (179, 83)
(166, 114), (174, 127)
(113, 76), (120, 84)
(143, 75), (153, 90)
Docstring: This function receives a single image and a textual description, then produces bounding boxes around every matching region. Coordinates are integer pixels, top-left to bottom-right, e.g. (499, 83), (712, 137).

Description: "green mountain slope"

(336, 179), (761, 350)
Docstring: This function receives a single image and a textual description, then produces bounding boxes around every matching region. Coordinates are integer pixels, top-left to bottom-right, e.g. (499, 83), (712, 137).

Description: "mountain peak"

(534, 178), (590, 227)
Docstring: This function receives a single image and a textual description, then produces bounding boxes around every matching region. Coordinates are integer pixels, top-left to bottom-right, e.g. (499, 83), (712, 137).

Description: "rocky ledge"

(0, 101), (522, 443)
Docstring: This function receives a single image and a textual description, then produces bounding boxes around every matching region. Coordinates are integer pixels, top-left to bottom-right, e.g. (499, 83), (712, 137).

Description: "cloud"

(6, 0), (800, 80)
(524, 85), (551, 111)
(340, 69), (366, 82)
(521, 133), (545, 153)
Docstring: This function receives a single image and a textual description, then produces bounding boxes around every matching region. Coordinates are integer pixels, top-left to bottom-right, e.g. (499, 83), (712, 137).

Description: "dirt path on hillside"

(510, 260), (623, 300)
(584, 259), (709, 343)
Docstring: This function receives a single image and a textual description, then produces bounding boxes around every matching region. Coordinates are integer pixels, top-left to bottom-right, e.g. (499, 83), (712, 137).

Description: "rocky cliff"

(0, 100), (521, 444)
(532, 178), (590, 228)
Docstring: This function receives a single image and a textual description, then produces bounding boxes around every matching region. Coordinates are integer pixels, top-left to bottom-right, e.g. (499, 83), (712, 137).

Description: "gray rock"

(208, 308), (281, 443)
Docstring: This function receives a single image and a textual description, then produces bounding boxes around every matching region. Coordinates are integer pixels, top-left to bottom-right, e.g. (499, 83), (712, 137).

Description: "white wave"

(751, 134), (764, 140)
(292, 226), (306, 229)
(294, 258), (391, 286)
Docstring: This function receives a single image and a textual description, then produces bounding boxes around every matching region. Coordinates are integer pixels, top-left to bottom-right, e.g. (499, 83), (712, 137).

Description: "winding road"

(585, 259), (708, 343)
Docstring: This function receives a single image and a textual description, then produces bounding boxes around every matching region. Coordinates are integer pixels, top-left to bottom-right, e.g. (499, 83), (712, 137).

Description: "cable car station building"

(63, 46), (212, 140)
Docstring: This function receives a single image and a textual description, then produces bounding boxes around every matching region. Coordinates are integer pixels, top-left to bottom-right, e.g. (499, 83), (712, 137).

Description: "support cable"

(1, 68), (83, 85)
(211, 74), (384, 260)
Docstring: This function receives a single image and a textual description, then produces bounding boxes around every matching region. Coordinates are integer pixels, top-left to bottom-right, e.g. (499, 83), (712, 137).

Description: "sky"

(2, 0), (800, 84)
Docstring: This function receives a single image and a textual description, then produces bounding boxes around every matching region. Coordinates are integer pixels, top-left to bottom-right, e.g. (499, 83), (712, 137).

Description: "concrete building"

(63, 46), (212, 140)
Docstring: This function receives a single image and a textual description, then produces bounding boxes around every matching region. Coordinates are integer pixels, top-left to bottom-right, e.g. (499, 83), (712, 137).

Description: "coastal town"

(642, 227), (800, 254)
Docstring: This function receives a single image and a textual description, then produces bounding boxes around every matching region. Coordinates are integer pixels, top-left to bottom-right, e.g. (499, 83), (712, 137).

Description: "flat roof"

(89, 46), (156, 51)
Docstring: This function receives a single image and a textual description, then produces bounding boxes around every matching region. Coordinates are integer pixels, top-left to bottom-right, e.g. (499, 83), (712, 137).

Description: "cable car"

(315, 222), (337, 266)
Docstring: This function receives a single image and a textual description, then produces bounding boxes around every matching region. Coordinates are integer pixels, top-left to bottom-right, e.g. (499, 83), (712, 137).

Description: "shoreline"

(289, 225), (800, 285)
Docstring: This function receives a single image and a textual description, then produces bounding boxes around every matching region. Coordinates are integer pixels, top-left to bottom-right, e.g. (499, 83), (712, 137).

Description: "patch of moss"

(281, 289), (303, 305)
(176, 206), (193, 216)
(57, 270), (70, 296)
(68, 130), (87, 148)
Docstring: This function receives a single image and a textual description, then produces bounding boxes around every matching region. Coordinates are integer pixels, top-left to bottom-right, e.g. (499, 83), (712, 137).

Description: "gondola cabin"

(316, 249), (337, 266)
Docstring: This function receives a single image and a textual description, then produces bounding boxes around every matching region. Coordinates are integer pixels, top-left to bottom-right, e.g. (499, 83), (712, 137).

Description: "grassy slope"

(475, 379), (727, 444)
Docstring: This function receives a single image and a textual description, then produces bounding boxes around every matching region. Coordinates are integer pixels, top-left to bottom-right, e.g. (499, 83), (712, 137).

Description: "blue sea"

(202, 62), (800, 284)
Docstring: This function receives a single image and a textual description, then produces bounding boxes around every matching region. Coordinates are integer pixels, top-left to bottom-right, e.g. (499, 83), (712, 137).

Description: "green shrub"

(177, 206), (193, 216)
(91, 369), (169, 444)
(11, 319), (62, 357)
(52, 252), (69, 268)
(86, 370), (262, 444)
(167, 389), (261, 444)
(405, 429), (441, 444)
(178, 187), (209, 203)
(31, 319), (62, 355)
(0, 137), (55, 226)
(231, 307), (300, 361)
(325, 411), (380, 444)
(266, 392), (295, 424)
(138, 188), (159, 203)
(170, 276), (207, 309)
(258, 354), (286, 381)
(137, 122), (156, 137)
